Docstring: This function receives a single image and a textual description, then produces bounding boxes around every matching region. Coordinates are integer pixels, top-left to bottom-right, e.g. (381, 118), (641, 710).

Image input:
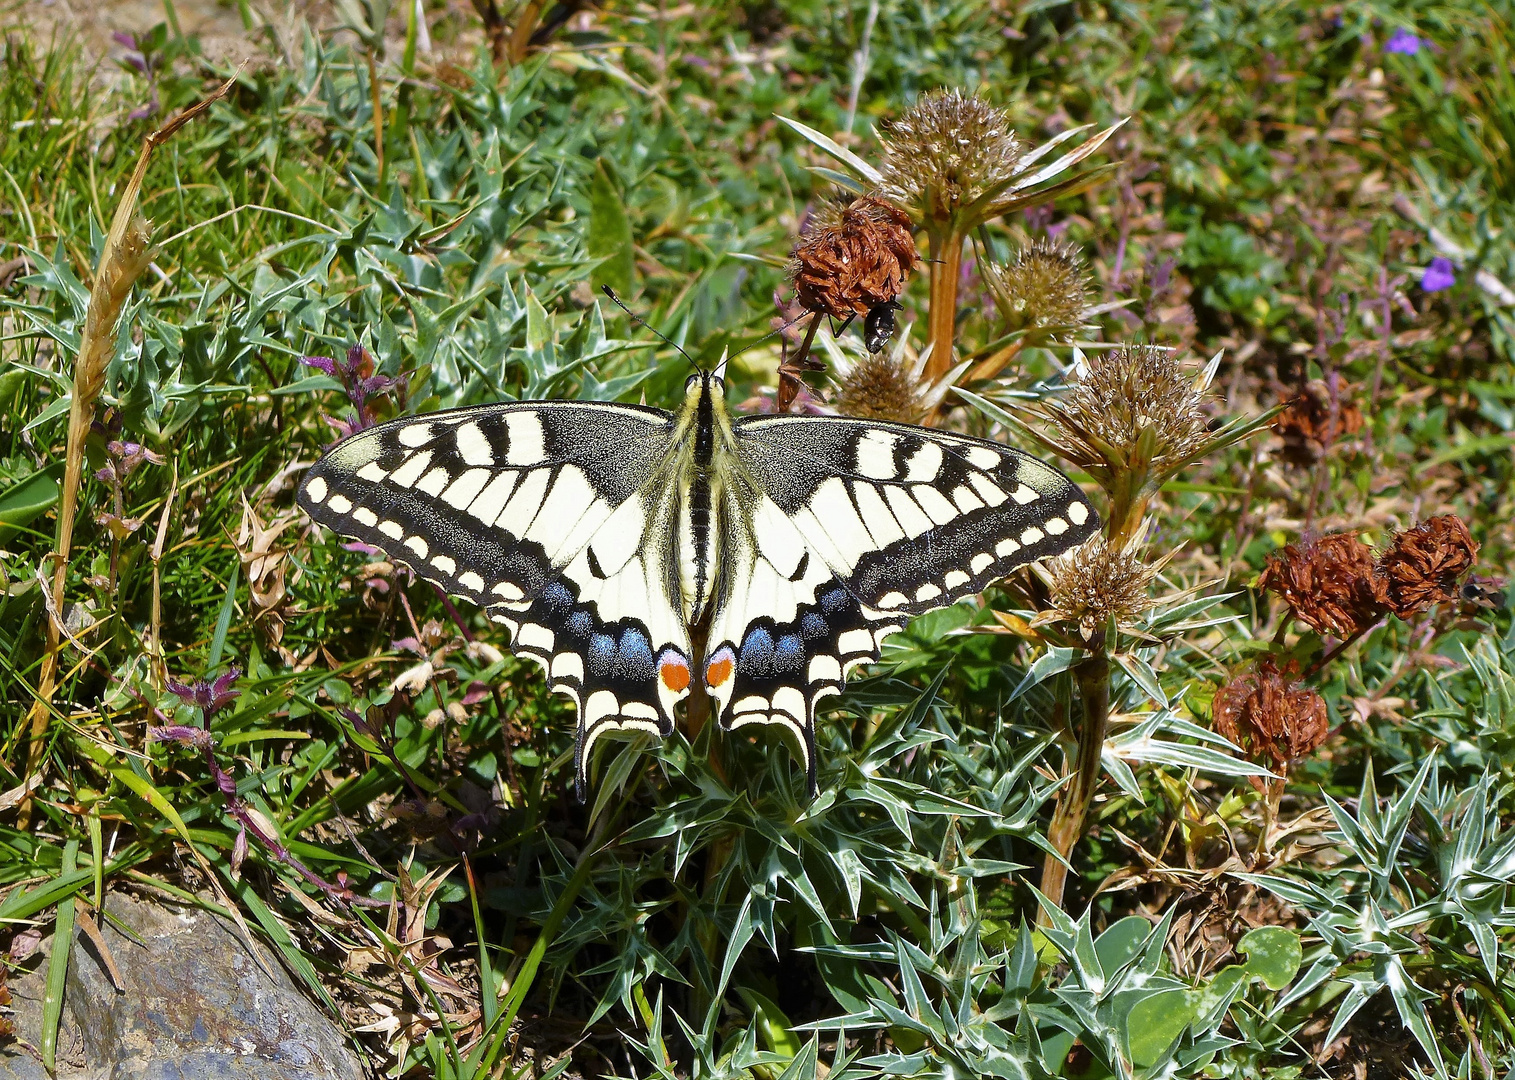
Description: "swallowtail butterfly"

(297, 364), (1098, 797)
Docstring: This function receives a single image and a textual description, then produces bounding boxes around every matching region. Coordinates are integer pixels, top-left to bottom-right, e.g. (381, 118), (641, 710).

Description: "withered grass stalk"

(21, 78), (236, 809)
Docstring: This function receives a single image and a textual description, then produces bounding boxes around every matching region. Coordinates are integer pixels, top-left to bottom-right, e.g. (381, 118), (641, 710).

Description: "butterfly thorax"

(671, 370), (740, 629)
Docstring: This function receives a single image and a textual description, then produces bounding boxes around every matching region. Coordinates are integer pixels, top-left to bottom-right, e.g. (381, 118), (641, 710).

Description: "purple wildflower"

(301, 343), (400, 439)
(1385, 28), (1421, 54)
(300, 353), (339, 378)
(108, 440), (164, 478)
(1149, 257), (1175, 296)
(1421, 257), (1456, 292)
(166, 666), (242, 718)
(128, 91), (160, 122)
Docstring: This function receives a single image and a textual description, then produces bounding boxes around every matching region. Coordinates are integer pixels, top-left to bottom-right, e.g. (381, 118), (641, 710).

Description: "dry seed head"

(1259, 532), (1387, 637)
(984, 239), (1091, 334)
(876, 90), (1023, 219)
(1377, 514), (1479, 617)
(1212, 658), (1329, 768)
(789, 195), (920, 320)
(1272, 380), (1364, 466)
(1049, 345), (1211, 476)
(1046, 533), (1158, 636)
(77, 213), (155, 405)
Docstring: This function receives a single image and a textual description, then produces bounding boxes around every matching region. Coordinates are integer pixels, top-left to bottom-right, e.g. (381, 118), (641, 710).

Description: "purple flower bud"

(210, 759), (239, 798)
(1421, 257), (1456, 292)
(342, 540), (383, 555)
(127, 93), (159, 122)
(344, 344), (376, 375)
(95, 464), (118, 485)
(301, 354), (339, 377)
(147, 724), (215, 749)
(112, 31), (138, 49)
(1385, 28), (1421, 54)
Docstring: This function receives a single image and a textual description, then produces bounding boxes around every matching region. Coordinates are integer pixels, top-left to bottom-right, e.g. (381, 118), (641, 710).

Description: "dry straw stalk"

(21, 77), (237, 809)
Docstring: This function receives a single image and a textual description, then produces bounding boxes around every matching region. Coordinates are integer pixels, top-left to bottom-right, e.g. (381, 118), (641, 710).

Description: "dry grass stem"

(21, 76), (237, 810)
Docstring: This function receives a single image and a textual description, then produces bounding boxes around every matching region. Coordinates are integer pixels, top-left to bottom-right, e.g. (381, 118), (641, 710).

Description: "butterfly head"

(683, 351), (728, 397)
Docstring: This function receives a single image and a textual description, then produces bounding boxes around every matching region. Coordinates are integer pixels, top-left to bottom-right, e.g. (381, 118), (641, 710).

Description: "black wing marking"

(296, 402), (694, 796)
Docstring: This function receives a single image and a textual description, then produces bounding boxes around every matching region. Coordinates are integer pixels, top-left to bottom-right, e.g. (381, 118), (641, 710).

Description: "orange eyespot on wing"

(704, 646), (735, 689)
(659, 650), (690, 692)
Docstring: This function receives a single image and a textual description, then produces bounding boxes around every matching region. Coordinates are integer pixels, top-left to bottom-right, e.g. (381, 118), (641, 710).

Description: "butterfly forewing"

(699, 414), (1099, 784)
(296, 402), (696, 794)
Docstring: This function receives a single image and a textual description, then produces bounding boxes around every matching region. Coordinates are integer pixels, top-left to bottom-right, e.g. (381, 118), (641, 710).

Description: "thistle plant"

(778, 93), (1122, 387)
(1261, 515), (1481, 669)
(968, 345), (1284, 913)
(817, 320), (967, 425)
(1212, 658), (1330, 854)
(971, 238), (1100, 385)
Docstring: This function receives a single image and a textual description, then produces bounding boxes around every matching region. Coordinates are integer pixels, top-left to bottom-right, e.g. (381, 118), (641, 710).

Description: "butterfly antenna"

(601, 286), (699, 372)
(728, 310), (812, 363)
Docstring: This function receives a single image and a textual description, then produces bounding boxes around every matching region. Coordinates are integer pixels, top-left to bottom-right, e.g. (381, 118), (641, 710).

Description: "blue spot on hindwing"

(588, 633), (615, 677)
(616, 627), (654, 680)
(739, 626), (776, 676)
(541, 582), (573, 611)
(800, 612), (828, 640)
(774, 634), (805, 672)
(566, 610), (592, 638)
(820, 587), (849, 613)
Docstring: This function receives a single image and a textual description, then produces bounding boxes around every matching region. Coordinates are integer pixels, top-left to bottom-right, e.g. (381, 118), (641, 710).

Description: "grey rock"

(62, 893), (366, 1080)
(0, 931), (86, 1080)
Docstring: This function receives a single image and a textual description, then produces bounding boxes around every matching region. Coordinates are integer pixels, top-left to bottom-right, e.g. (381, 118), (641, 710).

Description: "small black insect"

(863, 300), (902, 353)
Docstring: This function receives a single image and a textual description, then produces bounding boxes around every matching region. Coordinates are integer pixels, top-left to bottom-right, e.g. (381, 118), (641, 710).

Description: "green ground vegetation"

(1, 1), (1514, 1077)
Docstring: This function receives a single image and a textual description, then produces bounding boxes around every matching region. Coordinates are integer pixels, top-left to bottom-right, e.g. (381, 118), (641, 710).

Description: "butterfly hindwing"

(700, 414), (1099, 788)
(296, 402), (695, 794)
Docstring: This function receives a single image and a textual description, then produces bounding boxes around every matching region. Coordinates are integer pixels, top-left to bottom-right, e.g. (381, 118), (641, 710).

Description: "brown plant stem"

(21, 77), (235, 817)
(1038, 647), (1110, 920)
(468, 0), (510, 64)
(507, 1), (547, 65)
(367, 51), (385, 186)
(963, 336), (1027, 385)
(1305, 619), (1379, 678)
(924, 223), (963, 385)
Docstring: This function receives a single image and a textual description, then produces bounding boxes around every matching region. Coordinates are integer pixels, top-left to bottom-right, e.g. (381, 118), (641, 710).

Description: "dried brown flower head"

(1045, 534), (1158, 637)
(1259, 533), (1387, 637)
(1212, 658), (1329, 767)
(834, 348), (921, 423)
(790, 195), (920, 321)
(1377, 514), (1479, 617)
(876, 89), (1022, 219)
(984, 238), (1091, 334)
(1049, 345), (1212, 476)
(1272, 381), (1364, 466)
